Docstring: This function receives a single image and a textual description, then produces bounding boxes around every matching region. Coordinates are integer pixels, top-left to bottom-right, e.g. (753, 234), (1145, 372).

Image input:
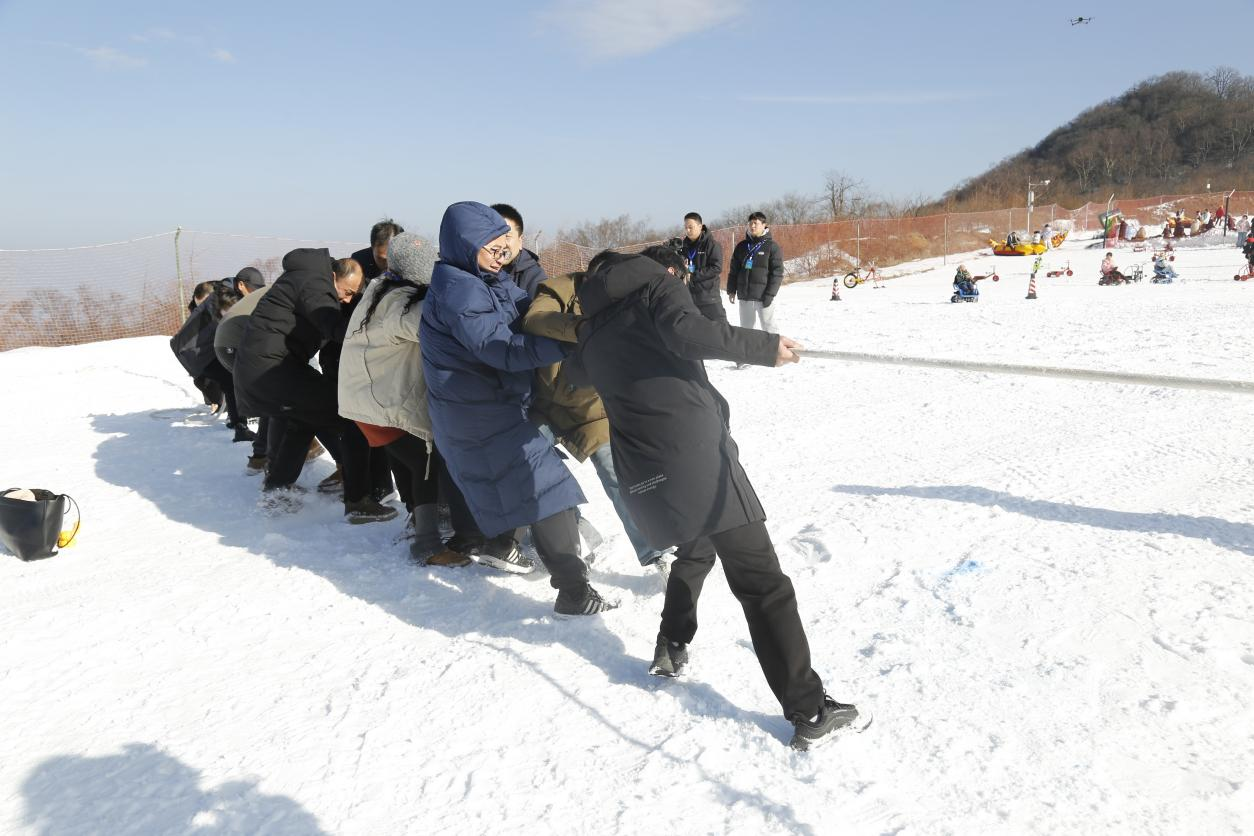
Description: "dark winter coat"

(420, 202), (583, 538)
(351, 247), (384, 281)
(727, 231), (784, 306)
(574, 253), (779, 548)
(213, 286), (271, 373)
(521, 272), (609, 462)
(680, 227), (724, 307)
(170, 292), (227, 378)
(502, 248), (548, 299)
(234, 248), (344, 420)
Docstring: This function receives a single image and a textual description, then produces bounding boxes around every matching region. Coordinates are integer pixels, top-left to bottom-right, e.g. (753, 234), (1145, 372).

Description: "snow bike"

(950, 271), (998, 303)
(1045, 261), (1073, 278)
(843, 263), (883, 289)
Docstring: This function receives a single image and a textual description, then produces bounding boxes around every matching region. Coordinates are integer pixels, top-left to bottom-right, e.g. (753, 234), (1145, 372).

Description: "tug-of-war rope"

(800, 350), (1254, 396)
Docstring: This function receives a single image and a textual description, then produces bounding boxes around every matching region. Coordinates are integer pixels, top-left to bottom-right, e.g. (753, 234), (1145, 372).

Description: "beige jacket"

(337, 279), (432, 441)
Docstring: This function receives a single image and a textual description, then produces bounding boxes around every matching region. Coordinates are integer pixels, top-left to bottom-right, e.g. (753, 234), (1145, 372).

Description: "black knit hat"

(235, 266), (266, 291)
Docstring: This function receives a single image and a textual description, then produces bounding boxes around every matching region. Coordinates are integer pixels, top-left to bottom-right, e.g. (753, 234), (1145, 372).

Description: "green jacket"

(521, 273), (609, 462)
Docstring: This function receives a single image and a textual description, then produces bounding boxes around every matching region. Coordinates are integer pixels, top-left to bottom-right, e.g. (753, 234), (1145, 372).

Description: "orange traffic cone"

(1026, 274), (1038, 300)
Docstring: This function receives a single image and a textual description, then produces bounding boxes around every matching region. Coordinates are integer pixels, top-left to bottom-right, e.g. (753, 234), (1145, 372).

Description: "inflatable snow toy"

(990, 239), (1047, 256)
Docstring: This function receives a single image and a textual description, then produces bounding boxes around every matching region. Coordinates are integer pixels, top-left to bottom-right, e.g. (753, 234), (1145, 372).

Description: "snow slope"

(2, 235), (1252, 835)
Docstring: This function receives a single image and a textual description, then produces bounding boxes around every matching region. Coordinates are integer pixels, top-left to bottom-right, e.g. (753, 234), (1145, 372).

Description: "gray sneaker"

(788, 696), (872, 751)
(648, 550), (676, 591)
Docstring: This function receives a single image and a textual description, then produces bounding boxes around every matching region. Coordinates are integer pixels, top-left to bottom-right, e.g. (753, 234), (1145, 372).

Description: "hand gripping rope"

(796, 350), (1254, 397)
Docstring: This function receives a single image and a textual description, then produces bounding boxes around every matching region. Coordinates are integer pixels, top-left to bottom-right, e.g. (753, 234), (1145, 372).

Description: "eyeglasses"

(482, 245), (513, 263)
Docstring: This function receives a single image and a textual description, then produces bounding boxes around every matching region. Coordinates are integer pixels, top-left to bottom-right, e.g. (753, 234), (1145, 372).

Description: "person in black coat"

(170, 280), (253, 441)
(679, 212), (726, 322)
(234, 249), (392, 522)
(727, 211), (784, 334)
(350, 218), (404, 281)
(492, 203), (548, 299)
(573, 249), (867, 750)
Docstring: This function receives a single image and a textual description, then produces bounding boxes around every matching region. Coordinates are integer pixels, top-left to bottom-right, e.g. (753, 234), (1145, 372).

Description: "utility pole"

(1027, 178), (1050, 241)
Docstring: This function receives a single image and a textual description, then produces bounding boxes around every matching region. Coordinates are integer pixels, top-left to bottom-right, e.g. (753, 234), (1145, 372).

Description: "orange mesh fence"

(0, 229), (364, 352)
(537, 190), (1252, 291)
(3, 190), (1249, 351)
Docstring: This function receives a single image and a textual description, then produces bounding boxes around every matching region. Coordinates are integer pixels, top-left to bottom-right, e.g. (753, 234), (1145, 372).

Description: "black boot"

(648, 633), (688, 677)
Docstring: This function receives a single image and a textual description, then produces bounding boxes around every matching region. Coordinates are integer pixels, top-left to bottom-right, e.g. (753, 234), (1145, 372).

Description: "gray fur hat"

(386, 232), (437, 285)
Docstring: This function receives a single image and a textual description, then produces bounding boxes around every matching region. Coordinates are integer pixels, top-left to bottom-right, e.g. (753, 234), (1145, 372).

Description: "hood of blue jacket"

(437, 202), (509, 280)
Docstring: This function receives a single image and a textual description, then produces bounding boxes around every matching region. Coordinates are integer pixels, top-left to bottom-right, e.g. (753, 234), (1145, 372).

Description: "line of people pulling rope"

(168, 201), (867, 750)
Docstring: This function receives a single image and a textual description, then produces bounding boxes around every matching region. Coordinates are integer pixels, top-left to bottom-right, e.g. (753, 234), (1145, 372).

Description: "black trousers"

(661, 521), (824, 720)
(199, 359), (242, 427)
(381, 434), (441, 509)
(251, 416), (270, 459)
(528, 508), (589, 592)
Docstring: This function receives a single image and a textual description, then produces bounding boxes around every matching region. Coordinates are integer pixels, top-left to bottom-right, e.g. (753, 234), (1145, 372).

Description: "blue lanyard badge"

(743, 241), (763, 270)
(686, 246), (697, 273)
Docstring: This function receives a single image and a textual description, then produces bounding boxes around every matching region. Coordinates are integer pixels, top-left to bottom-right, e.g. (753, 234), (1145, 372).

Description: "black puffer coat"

(727, 231), (784, 306)
(170, 292), (226, 377)
(574, 254), (778, 548)
(679, 227), (724, 307)
(234, 248), (343, 418)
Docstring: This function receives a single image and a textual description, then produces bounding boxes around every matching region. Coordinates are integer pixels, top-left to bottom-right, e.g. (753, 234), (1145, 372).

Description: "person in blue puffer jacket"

(420, 201), (616, 616)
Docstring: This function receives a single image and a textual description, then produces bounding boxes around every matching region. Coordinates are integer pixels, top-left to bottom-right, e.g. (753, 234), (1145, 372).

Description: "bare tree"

(771, 191), (822, 224)
(1206, 66), (1241, 99)
(822, 170), (865, 219)
(1067, 148), (1101, 192)
(554, 214), (667, 250)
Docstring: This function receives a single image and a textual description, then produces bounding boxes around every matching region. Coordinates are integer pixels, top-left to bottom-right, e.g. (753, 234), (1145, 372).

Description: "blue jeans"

(588, 442), (666, 566)
(537, 422), (663, 565)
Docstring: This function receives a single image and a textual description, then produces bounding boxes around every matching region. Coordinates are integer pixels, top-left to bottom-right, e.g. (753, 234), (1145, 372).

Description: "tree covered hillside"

(938, 68), (1254, 211)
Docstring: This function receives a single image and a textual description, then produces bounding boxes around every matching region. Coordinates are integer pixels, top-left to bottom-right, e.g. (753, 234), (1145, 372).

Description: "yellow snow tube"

(989, 240), (1047, 256)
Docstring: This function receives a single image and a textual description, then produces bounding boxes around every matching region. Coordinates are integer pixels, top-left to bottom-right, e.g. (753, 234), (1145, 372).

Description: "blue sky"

(2, 0), (1249, 248)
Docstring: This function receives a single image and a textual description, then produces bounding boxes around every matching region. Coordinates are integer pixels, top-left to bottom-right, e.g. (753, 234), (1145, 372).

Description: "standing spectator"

(491, 203), (548, 299)
(1041, 222), (1053, 250)
(420, 201), (614, 615)
(727, 211), (784, 336)
(679, 212), (726, 322)
(573, 251), (868, 750)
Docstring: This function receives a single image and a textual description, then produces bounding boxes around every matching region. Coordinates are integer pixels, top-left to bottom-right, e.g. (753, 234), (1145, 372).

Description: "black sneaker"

(232, 424), (257, 443)
(554, 584), (619, 616)
(648, 633), (688, 677)
(788, 696), (871, 751)
(472, 534), (534, 574)
(343, 499), (399, 525)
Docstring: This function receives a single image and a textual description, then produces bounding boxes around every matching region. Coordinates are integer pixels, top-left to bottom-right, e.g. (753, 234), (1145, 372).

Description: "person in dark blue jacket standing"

(420, 202), (616, 616)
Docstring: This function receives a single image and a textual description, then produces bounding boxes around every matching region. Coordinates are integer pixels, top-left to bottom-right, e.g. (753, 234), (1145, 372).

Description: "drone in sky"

(1069, 16), (1094, 25)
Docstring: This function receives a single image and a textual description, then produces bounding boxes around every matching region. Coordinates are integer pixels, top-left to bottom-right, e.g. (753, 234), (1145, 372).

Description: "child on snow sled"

(951, 265), (981, 301)
(1099, 252), (1126, 285)
(1152, 255), (1177, 283)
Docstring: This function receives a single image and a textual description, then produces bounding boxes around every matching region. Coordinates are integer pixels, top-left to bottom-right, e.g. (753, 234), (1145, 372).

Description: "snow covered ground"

(2, 234), (1252, 835)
